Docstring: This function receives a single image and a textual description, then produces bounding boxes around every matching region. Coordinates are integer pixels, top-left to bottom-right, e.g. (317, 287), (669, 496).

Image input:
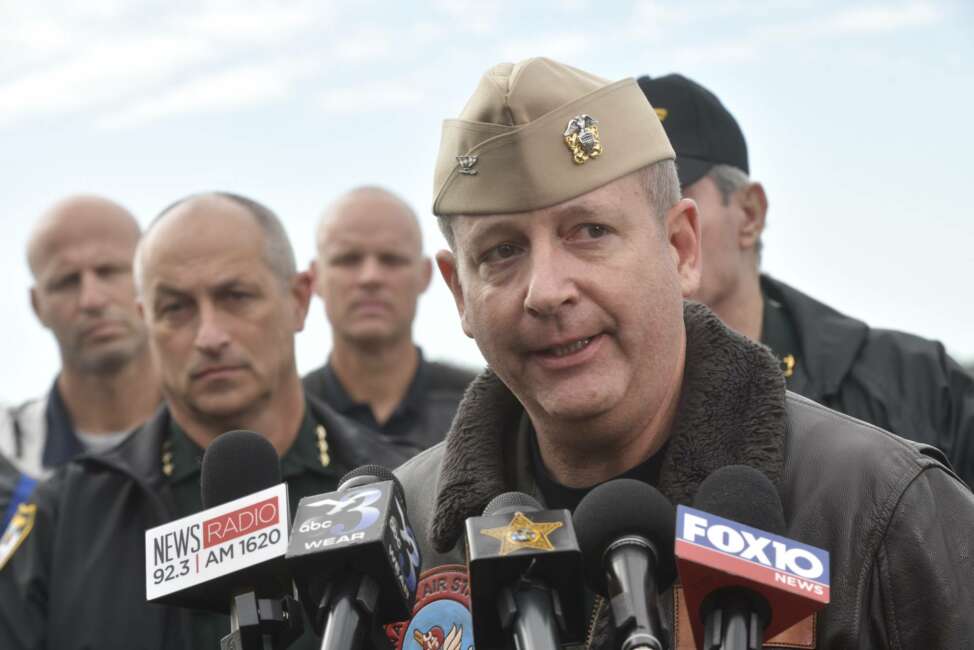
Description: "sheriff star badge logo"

(480, 511), (563, 556)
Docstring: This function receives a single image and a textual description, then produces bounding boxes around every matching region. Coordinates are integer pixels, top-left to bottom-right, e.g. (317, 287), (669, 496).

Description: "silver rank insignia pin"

(563, 114), (603, 164)
(456, 155), (479, 175)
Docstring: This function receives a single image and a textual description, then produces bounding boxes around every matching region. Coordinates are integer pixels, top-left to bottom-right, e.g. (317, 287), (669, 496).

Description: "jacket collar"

(430, 301), (788, 553)
(76, 392), (417, 490)
(760, 274), (868, 401)
(41, 377), (86, 468)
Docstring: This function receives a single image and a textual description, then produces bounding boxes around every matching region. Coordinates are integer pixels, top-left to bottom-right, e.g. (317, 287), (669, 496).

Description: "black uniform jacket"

(762, 274), (974, 485)
(0, 394), (419, 650)
(302, 354), (476, 454)
(396, 303), (974, 649)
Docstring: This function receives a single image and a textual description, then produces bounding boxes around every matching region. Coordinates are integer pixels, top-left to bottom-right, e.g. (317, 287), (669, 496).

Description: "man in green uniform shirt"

(0, 192), (416, 649)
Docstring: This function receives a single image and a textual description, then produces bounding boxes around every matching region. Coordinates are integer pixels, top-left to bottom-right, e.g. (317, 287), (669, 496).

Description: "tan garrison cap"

(433, 57), (675, 216)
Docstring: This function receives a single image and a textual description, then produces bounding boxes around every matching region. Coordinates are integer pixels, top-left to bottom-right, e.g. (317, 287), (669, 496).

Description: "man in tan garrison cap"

(393, 58), (974, 649)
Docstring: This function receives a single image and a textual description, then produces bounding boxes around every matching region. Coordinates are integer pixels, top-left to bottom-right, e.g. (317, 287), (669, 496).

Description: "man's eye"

(331, 254), (361, 266)
(50, 275), (79, 292)
(579, 224), (609, 239)
(158, 303), (183, 315)
(481, 243), (521, 264)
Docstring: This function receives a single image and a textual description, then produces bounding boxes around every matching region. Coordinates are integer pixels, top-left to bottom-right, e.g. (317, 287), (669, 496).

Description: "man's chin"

(188, 392), (261, 423)
(75, 341), (140, 374)
(532, 391), (617, 423)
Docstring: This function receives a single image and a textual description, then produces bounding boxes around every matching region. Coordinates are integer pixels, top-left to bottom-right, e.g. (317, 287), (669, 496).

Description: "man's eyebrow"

(461, 217), (523, 244)
(152, 285), (187, 300)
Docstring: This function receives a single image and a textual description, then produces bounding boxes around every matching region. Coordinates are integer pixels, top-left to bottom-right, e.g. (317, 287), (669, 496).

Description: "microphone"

(573, 479), (676, 650)
(286, 464), (421, 650)
(675, 465), (830, 650)
(464, 492), (583, 650)
(145, 430), (303, 650)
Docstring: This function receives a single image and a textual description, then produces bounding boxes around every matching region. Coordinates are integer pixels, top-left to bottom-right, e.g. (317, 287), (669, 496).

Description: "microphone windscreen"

(693, 465), (786, 535)
(484, 491), (543, 516)
(339, 464), (405, 504)
(573, 479), (676, 595)
(201, 430), (281, 509)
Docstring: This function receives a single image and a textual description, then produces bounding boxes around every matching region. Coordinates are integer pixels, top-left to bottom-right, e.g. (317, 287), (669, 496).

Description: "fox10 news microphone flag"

(286, 464), (421, 650)
(676, 466), (830, 650)
(144, 430), (303, 650)
(464, 492), (584, 650)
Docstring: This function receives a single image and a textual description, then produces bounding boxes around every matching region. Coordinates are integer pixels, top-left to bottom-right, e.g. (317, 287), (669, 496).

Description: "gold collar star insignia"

(480, 511), (563, 556)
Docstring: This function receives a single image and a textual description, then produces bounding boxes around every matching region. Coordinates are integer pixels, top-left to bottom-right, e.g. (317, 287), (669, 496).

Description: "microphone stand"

(700, 587), (770, 650)
(316, 572), (381, 650)
(221, 591), (304, 650)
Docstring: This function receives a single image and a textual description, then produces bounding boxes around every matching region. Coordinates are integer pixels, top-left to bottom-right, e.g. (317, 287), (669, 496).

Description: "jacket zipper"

(585, 594), (605, 649)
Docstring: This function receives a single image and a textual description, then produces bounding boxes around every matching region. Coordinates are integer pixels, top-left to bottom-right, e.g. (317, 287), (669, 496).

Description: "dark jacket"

(0, 394), (418, 650)
(396, 303), (974, 649)
(761, 274), (974, 485)
(303, 354), (476, 454)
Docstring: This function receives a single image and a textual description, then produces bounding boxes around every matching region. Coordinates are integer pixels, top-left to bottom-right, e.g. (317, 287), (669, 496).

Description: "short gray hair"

(436, 159), (681, 250)
(135, 192), (297, 293)
(704, 164), (762, 259)
(706, 164), (750, 205)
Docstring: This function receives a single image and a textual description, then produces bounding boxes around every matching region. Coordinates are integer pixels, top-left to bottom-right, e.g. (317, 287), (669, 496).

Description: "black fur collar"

(430, 301), (787, 553)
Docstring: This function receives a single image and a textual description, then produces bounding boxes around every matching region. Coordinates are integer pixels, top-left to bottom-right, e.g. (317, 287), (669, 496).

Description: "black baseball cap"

(637, 74), (748, 187)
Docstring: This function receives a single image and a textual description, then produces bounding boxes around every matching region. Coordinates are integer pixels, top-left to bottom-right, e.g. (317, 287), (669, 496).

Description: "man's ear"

(665, 198), (702, 298)
(29, 287), (45, 326)
(290, 270), (315, 333)
(308, 258), (324, 298)
(435, 250), (473, 338)
(737, 182), (768, 251)
(419, 257), (433, 294)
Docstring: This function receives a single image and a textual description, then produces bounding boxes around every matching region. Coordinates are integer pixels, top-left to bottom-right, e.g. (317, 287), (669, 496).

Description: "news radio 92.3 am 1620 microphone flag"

(144, 431), (292, 614)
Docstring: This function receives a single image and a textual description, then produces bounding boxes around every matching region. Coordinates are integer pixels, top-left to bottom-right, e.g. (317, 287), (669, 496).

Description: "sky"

(1, 0), (971, 403)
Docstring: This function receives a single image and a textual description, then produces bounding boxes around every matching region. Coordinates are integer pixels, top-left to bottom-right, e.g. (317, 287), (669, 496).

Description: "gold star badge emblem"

(480, 511), (564, 556)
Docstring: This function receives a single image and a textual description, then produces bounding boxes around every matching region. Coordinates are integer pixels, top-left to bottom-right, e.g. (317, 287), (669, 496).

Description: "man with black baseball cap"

(638, 73), (974, 486)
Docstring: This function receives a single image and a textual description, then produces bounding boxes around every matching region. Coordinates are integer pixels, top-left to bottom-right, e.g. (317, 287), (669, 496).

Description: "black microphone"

(286, 464), (421, 650)
(464, 492), (584, 650)
(573, 479), (676, 650)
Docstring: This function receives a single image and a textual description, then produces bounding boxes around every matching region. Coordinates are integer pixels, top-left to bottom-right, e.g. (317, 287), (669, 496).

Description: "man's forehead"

(31, 209), (138, 269)
(454, 174), (640, 241)
(319, 197), (421, 249)
(140, 208), (269, 286)
(145, 255), (271, 296)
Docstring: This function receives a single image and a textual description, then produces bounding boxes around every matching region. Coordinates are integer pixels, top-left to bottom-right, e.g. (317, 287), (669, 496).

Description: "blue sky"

(1, 0), (971, 402)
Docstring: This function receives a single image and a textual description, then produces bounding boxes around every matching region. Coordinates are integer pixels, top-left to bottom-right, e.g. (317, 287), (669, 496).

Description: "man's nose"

(194, 303), (231, 352)
(523, 244), (578, 318)
(357, 256), (384, 286)
(78, 271), (110, 312)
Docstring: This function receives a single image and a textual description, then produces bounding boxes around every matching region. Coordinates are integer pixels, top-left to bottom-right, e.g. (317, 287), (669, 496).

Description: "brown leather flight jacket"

(395, 303), (974, 649)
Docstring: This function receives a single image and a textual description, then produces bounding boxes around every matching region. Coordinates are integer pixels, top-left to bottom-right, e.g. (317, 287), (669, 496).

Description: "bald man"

(305, 186), (476, 455)
(0, 195), (161, 527)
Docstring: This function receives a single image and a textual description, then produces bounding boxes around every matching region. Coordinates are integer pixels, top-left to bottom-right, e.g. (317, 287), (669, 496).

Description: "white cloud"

(829, 2), (943, 34)
(317, 80), (424, 114)
(0, 1), (334, 126)
(432, 0), (506, 34)
(174, 0), (333, 45)
(0, 35), (217, 125)
(330, 26), (396, 63)
(500, 32), (593, 62)
(97, 59), (316, 128)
